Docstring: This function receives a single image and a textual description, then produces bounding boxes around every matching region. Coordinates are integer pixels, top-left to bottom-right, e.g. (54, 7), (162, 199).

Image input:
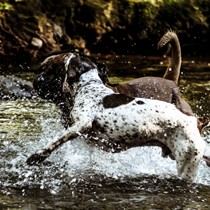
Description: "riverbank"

(1, 0), (210, 72)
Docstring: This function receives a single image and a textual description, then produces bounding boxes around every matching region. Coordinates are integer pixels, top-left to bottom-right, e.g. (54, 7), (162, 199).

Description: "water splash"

(0, 100), (210, 196)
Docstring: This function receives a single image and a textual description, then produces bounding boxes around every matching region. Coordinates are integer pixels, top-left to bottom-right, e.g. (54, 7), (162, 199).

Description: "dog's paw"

(26, 151), (49, 165)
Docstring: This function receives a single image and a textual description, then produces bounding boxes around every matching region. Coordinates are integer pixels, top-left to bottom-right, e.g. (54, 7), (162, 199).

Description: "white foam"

(33, 116), (210, 185)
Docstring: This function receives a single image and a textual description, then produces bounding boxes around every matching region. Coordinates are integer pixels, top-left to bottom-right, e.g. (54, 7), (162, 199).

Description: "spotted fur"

(27, 53), (205, 181)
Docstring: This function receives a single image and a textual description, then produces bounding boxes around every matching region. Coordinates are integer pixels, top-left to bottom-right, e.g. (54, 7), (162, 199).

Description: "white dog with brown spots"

(27, 53), (205, 182)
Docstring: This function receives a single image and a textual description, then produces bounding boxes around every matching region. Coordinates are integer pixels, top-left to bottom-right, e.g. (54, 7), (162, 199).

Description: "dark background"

(1, 0), (210, 70)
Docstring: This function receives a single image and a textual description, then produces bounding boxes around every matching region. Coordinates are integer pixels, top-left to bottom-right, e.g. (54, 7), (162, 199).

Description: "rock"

(0, 75), (38, 100)
(31, 37), (43, 49)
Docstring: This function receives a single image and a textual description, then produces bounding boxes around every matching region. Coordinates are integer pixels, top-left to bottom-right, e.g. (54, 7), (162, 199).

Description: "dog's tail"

(157, 30), (181, 85)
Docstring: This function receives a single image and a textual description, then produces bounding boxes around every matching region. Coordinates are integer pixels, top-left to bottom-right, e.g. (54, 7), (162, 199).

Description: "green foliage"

(0, 2), (13, 11)
(158, 0), (208, 29)
(1, 0), (210, 57)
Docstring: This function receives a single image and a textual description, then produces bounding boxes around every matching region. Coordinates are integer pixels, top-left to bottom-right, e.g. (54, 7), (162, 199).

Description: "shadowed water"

(0, 56), (209, 209)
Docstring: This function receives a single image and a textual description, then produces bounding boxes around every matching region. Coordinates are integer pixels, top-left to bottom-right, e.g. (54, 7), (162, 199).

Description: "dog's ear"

(67, 55), (97, 78)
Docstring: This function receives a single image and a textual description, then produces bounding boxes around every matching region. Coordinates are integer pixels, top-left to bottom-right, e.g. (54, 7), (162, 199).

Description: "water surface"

(0, 56), (210, 209)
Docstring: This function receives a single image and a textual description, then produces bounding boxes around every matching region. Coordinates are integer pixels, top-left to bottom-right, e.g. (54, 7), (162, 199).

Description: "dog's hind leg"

(174, 134), (205, 181)
(26, 120), (92, 165)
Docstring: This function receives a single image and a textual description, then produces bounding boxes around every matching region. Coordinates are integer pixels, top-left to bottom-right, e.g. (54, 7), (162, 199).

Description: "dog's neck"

(65, 68), (103, 97)
(78, 68), (103, 88)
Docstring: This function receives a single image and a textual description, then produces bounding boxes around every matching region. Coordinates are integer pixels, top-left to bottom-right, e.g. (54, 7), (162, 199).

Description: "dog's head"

(33, 52), (109, 103)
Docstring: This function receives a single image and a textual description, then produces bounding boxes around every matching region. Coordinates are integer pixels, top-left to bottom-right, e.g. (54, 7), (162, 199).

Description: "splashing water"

(0, 99), (210, 196)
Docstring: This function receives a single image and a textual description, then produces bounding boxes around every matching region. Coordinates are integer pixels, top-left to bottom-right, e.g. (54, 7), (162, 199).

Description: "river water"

(0, 56), (209, 209)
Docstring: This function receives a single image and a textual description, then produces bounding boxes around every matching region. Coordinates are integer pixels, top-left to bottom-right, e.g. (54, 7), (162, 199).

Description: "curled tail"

(158, 30), (181, 85)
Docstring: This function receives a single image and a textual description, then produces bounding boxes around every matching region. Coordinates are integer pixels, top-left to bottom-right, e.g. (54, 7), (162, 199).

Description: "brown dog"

(107, 31), (188, 112)
(106, 31), (209, 133)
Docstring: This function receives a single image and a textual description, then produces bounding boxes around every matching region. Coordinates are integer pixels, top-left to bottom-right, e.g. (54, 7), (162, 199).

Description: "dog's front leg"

(26, 121), (92, 165)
